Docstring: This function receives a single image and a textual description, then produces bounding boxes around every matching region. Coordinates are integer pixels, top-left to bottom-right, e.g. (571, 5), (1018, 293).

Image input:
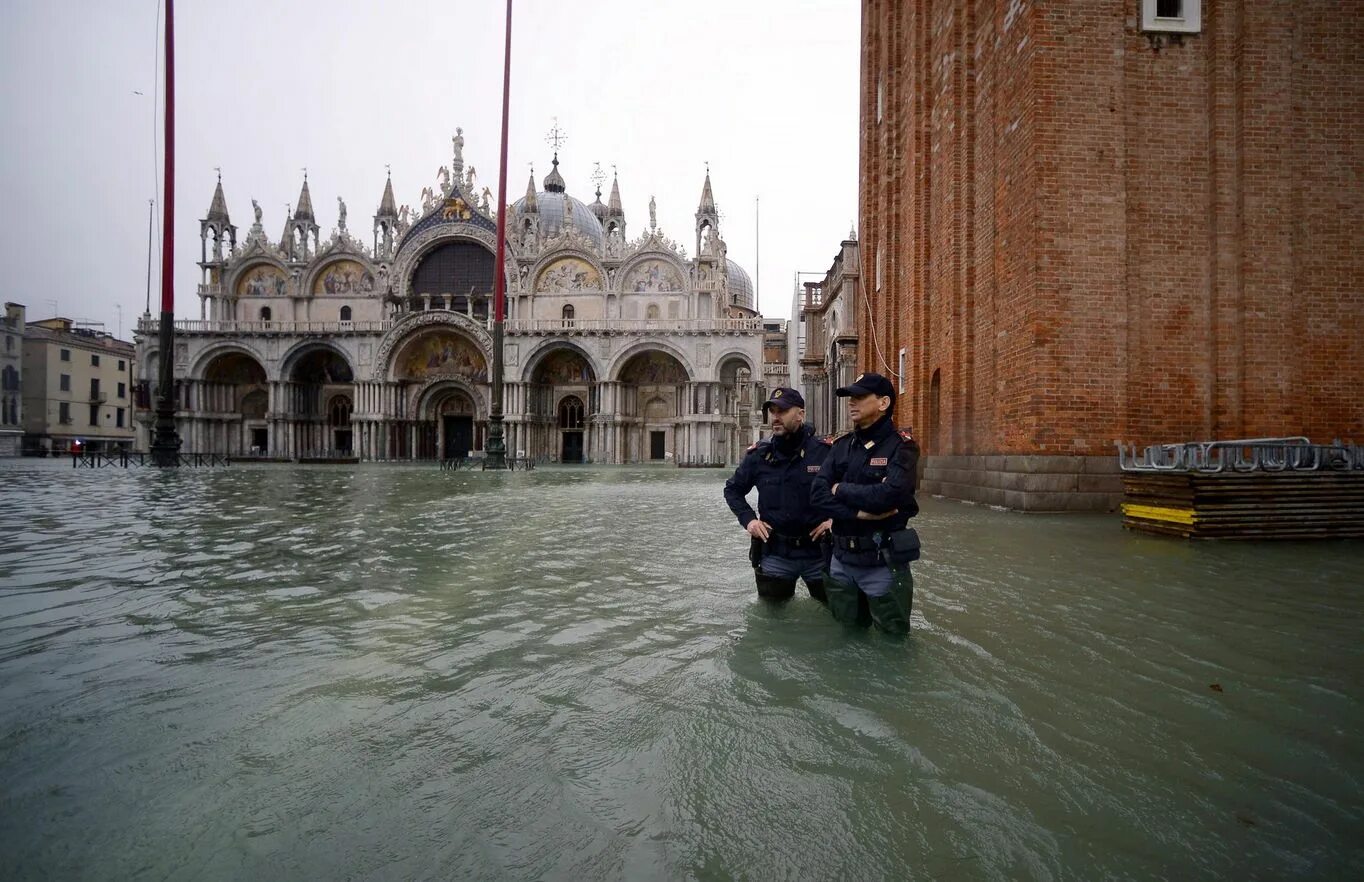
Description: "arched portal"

(199, 351), (268, 456)
(286, 346), (356, 458)
(618, 350), (688, 462)
(716, 355), (755, 465)
(524, 344), (597, 463)
(392, 329), (489, 459)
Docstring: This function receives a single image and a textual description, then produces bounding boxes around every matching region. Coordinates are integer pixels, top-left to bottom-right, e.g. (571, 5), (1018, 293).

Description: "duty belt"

(835, 533), (883, 552)
(768, 531), (821, 551)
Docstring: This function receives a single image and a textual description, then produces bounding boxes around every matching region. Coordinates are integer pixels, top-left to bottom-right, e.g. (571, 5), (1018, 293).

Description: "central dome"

(512, 191), (606, 249)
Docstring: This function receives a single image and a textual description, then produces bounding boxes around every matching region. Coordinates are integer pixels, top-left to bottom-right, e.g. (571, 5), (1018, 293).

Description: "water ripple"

(0, 458), (1361, 881)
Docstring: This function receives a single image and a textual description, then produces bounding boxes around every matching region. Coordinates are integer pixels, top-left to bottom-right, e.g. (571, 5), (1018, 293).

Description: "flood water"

(1, 459), (1361, 881)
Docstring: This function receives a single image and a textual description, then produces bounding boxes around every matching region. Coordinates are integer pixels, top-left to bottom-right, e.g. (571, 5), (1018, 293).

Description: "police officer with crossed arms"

(811, 372), (920, 634)
(723, 387), (833, 603)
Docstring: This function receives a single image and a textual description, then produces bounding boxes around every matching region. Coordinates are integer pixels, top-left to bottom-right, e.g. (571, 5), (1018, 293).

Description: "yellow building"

(22, 318), (135, 455)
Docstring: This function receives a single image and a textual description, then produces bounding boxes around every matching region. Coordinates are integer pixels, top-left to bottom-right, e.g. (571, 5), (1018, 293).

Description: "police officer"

(811, 372), (920, 634)
(723, 387), (833, 602)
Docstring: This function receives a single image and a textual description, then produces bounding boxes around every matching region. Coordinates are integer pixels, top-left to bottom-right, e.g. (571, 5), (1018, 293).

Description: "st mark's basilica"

(134, 129), (764, 464)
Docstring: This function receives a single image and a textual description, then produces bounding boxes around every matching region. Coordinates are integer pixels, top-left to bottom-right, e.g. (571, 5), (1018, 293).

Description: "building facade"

(1, 303), (24, 455)
(860, 0), (1364, 510)
(135, 133), (764, 464)
(22, 318), (136, 455)
(797, 234), (861, 438)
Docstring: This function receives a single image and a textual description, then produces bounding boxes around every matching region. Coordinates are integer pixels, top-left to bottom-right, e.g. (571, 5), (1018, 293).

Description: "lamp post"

(484, 0), (514, 470)
(150, 0), (182, 466)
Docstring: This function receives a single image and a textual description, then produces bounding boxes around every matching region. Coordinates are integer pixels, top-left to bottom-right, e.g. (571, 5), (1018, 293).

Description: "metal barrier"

(1116, 438), (1363, 473)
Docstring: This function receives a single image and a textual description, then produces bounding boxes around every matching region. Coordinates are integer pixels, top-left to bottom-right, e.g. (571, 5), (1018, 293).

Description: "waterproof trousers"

(826, 555), (913, 635)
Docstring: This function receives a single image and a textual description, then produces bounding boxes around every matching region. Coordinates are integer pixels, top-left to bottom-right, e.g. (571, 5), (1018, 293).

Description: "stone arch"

(279, 339), (356, 383)
(228, 258), (289, 299)
(520, 339), (601, 384)
(615, 252), (689, 293)
(305, 255), (377, 298)
(392, 226), (499, 301)
(607, 339), (695, 382)
(413, 376), (487, 421)
(529, 249), (606, 293)
(389, 325), (489, 387)
(188, 341), (268, 382)
(711, 348), (758, 383)
(373, 311), (492, 380)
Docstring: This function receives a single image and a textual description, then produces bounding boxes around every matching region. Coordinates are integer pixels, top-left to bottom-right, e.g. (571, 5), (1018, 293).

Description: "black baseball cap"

(836, 372), (896, 402)
(762, 387), (805, 414)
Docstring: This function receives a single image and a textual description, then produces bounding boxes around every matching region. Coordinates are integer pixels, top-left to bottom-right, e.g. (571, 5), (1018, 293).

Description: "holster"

(749, 536), (764, 569)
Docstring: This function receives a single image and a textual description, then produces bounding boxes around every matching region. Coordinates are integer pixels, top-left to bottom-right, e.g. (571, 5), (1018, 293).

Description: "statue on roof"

(649, 195), (657, 231)
(252, 199), (262, 225)
(452, 128), (464, 164)
(337, 196), (347, 231)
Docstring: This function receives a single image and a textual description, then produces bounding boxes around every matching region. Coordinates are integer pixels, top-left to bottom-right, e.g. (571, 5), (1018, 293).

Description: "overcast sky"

(0, 1), (859, 338)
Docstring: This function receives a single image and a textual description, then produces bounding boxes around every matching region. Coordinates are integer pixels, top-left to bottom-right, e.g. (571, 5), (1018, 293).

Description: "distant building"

(860, 0), (1363, 510)
(1, 303), (24, 455)
(22, 318), (136, 455)
(135, 132), (763, 464)
(798, 233), (860, 437)
(755, 318), (789, 439)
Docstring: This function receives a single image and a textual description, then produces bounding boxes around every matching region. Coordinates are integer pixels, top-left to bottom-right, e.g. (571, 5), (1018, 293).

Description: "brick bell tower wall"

(859, 0), (1364, 511)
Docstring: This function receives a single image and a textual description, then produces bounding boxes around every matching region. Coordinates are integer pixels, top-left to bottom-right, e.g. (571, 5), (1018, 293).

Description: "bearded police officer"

(723, 387), (833, 603)
(810, 372), (920, 634)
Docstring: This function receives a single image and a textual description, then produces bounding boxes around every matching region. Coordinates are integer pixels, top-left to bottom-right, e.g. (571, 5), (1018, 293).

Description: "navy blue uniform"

(724, 424), (830, 600)
(811, 413), (920, 631)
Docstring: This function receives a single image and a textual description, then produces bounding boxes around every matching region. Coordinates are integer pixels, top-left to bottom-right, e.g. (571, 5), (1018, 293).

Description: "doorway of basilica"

(559, 395), (585, 463)
(437, 390), (476, 460)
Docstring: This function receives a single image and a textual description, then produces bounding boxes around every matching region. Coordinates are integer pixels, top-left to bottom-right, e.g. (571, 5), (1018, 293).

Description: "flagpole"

(484, 0), (514, 470)
(150, 0), (182, 465)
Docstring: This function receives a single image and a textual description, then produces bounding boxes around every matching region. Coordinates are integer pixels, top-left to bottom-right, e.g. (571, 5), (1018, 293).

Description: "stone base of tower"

(921, 455), (1123, 513)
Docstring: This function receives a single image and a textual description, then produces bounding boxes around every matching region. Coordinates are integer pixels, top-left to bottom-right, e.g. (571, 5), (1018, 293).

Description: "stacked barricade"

(1115, 438), (1364, 539)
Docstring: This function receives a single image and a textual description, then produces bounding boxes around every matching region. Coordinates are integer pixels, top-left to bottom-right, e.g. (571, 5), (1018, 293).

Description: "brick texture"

(859, 0), (1364, 456)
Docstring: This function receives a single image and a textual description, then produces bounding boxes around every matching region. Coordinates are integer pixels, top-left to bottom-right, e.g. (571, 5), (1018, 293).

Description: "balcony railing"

(506, 318), (763, 333)
(135, 316), (765, 337)
(138, 318), (394, 335)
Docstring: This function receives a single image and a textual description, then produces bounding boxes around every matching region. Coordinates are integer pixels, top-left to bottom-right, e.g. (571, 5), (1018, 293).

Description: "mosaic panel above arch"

(237, 264), (287, 298)
(623, 259), (684, 293)
(619, 351), (688, 385)
(396, 331), (489, 384)
(535, 257), (601, 293)
(532, 348), (595, 385)
(314, 260), (375, 296)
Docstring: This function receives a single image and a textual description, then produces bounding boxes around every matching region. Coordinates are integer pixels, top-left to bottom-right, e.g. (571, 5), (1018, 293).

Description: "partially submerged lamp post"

(150, 0), (182, 466)
(484, 0), (515, 470)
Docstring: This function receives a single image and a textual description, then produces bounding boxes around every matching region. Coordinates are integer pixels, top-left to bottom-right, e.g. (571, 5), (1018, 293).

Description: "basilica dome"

(726, 259), (754, 310)
(511, 157), (606, 249)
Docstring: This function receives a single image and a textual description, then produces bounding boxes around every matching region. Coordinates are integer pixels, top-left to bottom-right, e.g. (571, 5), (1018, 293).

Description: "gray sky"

(0, 0), (859, 339)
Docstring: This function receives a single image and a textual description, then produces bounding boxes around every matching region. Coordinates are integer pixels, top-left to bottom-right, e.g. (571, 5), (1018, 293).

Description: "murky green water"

(1, 459), (1361, 881)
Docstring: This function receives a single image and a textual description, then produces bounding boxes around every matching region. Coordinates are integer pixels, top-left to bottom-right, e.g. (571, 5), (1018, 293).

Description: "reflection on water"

(1, 459), (1361, 881)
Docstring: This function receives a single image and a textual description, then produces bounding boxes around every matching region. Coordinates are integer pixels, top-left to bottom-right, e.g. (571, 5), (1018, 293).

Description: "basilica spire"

(695, 164), (720, 257)
(697, 166), (716, 214)
(523, 167), (538, 212)
(374, 169), (399, 260)
(206, 172), (230, 224)
(377, 171), (397, 218)
(608, 172), (623, 218)
(293, 172), (315, 221)
(200, 170), (237, 265)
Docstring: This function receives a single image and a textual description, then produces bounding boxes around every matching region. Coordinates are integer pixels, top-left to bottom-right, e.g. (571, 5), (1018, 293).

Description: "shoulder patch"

(746, 442), (759, 453)
(820, 431), (847, 446)
(899, 428), (915, 441)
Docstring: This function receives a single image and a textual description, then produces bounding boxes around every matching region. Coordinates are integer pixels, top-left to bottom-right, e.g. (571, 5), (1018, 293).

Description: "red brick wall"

(860, 0), (1364, 455)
